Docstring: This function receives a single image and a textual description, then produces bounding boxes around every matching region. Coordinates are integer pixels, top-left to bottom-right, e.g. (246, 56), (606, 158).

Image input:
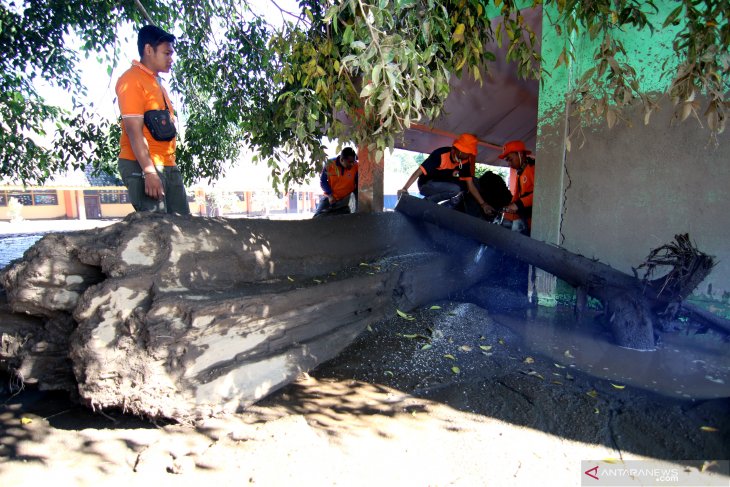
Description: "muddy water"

(493, 306), (730, 400)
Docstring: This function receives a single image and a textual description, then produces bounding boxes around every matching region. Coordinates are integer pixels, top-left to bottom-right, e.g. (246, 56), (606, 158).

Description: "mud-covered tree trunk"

(0, 212), (497, 420)
(396, 195), (717, 351)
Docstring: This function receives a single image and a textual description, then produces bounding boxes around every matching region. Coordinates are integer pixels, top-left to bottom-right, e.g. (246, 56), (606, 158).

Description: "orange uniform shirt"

(116, 61), (177, 166)
(504, 163), (535, 227)
(323, 159), (358, 201)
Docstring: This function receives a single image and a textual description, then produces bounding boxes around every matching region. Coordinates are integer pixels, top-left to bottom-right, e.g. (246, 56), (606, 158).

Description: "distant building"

(0, 166), (133, 221)
(0, 165), (319, 221)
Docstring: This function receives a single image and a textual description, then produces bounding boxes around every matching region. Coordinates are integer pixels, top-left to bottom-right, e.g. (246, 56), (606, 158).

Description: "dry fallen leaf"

(451, 366), (460, 374)
(479, 345), (493, 352)
(429, 305), (442, 310)
(610, 383), (626, 389)
(443, 354), (456, 361)
(594, 408), (600, 414)
(396, 309), (415, 321)
(421, 344), (432, 350)
(586, 390), (598, 398)
(554, 363), (566, 369)
(603, 458), (620, 464)
(459, 345), (472, 352)
(20, 417), (33, 425)
(551, 380), (563, 385)
(384, 370), (394, 377)
(700, 426), (719, 432)
(566, 373), (574, 380)
(564, 350), (575, 359)
(367, 324), (373, 332)
(524, 357), (535, 364)
(287, 276), (294, 282)
(499, 339), (505, 345)
(401, 334), (419, 339)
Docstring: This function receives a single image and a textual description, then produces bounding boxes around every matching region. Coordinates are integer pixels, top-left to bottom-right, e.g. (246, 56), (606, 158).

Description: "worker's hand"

(480, 202), (496, 217)
(504, 203), (518, 213)
(144, 171), (165, 200)
(397, 189), (408, 198)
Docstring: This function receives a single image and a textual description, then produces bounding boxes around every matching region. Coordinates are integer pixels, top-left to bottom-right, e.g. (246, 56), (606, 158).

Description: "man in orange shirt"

(116, 25), (190, 214)
(498, 140), (535, 235)
(314, 147), (358, 217)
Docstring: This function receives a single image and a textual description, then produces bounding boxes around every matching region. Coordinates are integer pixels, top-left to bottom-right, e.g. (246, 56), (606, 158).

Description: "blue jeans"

(418, 181), (462, 203)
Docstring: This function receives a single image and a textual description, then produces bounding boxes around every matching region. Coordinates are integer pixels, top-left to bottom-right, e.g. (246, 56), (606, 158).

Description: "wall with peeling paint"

(533, 2), (730, 313)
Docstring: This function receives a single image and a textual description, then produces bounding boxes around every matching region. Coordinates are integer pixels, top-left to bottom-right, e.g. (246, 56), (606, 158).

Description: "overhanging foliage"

(0, 0), (727, 191)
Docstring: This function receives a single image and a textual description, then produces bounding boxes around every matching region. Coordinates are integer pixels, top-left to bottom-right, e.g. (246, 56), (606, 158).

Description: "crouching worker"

(397, 133), (495, 218)
(464, 170), (513, 222)
(313, 147), (358, 217)
(498, 140), (535, 235)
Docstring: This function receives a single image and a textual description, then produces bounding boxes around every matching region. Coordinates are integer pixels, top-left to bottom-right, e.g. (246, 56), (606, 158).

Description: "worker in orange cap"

(498, 140), (535, 235)
(397, 133), (496, 217)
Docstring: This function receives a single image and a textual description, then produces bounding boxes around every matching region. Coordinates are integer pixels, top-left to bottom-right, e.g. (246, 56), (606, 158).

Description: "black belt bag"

(144, 83), (176, 141)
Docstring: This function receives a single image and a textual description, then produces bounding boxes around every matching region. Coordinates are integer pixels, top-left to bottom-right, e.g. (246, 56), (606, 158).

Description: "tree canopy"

(0, 0), (727, 190)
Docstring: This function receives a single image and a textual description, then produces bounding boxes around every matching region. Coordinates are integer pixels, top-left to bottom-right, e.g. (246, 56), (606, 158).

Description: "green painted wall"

(538, 1), (686, 116)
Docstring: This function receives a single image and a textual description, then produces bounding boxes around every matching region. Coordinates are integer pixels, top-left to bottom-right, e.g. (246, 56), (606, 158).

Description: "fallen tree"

(3, 204), (721, 419)
(0, 211), (497, 420)
(395, 195), (720, 350)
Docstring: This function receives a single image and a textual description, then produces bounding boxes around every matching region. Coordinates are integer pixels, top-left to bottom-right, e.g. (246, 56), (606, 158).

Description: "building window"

(1, 190), (60, 206)
(100, 191), (119, 204)
(32, 190), (59, 206)
(99, 190), (130, 204)
(8, 192), (33, 206)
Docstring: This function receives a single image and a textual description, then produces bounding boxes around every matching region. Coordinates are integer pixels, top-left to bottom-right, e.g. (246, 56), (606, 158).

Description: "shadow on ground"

(1, 295), (728, 484)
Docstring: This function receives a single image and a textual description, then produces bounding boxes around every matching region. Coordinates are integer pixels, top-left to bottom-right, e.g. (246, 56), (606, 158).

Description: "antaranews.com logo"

(580, 460), (729, 486)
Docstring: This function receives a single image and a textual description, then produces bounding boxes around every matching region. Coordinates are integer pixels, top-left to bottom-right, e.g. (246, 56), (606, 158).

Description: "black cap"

(137, 25), (175, 58)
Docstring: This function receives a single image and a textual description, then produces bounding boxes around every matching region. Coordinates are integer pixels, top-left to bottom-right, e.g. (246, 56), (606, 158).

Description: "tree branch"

(132, 0), (153, 24)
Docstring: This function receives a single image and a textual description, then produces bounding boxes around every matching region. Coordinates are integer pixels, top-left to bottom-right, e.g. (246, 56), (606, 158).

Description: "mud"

(1, 301), (728, 485)
(1, 226), (728, 485)
(311, 302), (730, 458)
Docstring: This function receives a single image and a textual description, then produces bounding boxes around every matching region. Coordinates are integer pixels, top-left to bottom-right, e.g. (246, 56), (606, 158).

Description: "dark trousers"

(313, 195), (353, 217)
(418, 181), (462, 203)
(118, 159), (190, 215)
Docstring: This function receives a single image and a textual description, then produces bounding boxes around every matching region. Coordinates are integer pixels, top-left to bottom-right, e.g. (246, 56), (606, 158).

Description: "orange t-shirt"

(324, 159), (358, 200)
(116, 61), (177, 166)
